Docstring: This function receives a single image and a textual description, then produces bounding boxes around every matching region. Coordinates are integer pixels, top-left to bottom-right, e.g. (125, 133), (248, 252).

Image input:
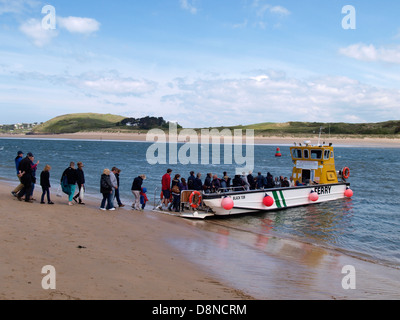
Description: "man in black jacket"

(61, 162), (78, 206)
(17, 152), (34, 202)
(131, 174), (146, 211)
(73, 162), (85, 205)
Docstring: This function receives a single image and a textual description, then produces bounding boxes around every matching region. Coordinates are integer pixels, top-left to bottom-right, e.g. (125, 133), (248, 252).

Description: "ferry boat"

(154, 141), (353, 219)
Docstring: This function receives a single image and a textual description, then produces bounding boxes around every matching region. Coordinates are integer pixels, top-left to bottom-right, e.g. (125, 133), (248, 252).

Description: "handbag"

(172, 185), (180, 194)
(79, 186), (85, 201)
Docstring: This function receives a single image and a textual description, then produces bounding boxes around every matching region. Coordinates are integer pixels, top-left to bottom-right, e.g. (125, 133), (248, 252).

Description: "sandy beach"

(2, 179), (400, 301)
(1, 132), (400, 148)
(0, 181), (252, 300)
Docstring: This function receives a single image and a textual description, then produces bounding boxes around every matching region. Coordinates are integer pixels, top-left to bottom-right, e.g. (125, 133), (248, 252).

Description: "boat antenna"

(318, 126), (324, 146)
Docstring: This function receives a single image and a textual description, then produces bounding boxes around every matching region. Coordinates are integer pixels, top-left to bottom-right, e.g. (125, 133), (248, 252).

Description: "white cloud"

(58, 16), (101, 35)
(249, 1), (290, 29)
(180, 0), (197, 14)
(82, 76), (157, 96)
(339, 43), (400, 64)
(0, 0), (39, 15)
(19, 18), (58, 47)
(270, 6), (291, 16)
(19, 15), (100, 47)
(160, 73), (400, 126)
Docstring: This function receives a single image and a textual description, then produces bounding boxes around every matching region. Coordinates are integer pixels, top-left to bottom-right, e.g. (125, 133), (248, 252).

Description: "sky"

(1, 0), (400, 128)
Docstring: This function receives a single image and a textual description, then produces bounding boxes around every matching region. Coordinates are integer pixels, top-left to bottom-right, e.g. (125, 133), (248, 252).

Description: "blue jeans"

(41, 187), (51, 203)
(101, 192), (113, 209)
(110, 189), (115, 209)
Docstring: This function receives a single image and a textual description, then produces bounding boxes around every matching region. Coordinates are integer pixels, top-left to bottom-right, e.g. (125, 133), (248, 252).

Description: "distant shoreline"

(1, 132), (400, 148)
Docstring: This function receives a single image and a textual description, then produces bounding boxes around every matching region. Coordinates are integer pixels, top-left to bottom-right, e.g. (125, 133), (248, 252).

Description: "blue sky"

(1, 0), (400, 127)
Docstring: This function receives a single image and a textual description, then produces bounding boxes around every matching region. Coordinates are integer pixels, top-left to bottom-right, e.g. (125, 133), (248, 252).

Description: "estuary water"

(1, 137), (399, 298)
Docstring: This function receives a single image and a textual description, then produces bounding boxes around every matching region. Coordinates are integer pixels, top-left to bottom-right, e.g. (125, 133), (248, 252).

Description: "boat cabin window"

(292, 149), (302, 159)
(324, 150), (331, 160)
(303, 149), (309, 159)
(310, 149), (323, 160)
(331, 151), (334, 159)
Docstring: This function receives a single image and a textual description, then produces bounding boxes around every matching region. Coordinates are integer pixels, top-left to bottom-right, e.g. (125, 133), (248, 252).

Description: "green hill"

(30, 113), (400, 136)
(206, 121), (400, 136)
(32, 113), (125, 134)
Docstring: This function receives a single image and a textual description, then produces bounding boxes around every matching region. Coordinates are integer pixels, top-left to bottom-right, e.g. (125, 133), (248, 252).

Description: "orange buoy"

(221, 197), (234, 210)
(309, 191), (319, 202)
(345, 188), (354, 198)
(263, 195), (274, 207)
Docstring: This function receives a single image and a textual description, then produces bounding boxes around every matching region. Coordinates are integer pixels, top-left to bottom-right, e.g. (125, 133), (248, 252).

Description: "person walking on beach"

(132, 174), (146, 211)
(62, 162), (78, 206)
(29, 157), (39, 201)
(100, 169), (114, 211)
(40, 165), (54, 205)
(16, 152), (35, 203)
(160, 169), (172, 210)
(11, 151), (24, 197)
(109, 167), (119, 209)
(73, 162), (85, 205)
(114, 168), (125, 208)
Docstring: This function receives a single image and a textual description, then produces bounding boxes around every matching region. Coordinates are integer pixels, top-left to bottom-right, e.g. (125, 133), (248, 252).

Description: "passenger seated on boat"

(281, 177), (290, 188)
(193, 173), (203, 191)
(241, 172), (250, 191)
(211, 175), (221, 193)
(223, 172), (231, 188)
(232, 175), (245, 191)
(220, 176), (229, 192)
(289, 176), (295, 187)
(248, 172), (256, 190)
(204, 173), (212, 193)
(266, 172), (275, 189)
(295, 180), (304, 187)
(256, 172), (267, 189)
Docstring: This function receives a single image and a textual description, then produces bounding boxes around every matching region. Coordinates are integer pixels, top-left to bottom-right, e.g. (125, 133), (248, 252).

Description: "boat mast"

(318, 126), (324, 146)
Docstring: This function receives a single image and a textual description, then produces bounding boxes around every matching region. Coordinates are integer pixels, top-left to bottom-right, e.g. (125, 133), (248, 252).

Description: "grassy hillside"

(30, 113), (400, 136)
(208, 121), (400, 136)
(32, 113), (125, 134)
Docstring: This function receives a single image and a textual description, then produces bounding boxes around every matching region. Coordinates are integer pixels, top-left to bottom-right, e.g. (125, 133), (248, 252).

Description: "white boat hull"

(202, 183), (350, 216)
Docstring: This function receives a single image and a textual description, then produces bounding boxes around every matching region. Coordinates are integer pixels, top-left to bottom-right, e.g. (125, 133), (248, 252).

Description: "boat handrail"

(153, 186), (160, 209)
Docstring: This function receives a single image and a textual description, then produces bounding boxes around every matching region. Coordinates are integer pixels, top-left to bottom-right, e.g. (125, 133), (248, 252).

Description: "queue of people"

(155, 168), (296, 212)
(11, 150), (295, 213)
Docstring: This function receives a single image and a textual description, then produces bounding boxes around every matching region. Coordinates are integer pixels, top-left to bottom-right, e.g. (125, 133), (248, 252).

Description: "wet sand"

(1, 180), (400, 300)
(1, 132), (400, 148)
(0, 182), (252, 300)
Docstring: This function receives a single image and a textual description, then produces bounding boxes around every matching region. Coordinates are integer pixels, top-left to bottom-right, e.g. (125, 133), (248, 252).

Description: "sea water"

(1, 138), (399, 296)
